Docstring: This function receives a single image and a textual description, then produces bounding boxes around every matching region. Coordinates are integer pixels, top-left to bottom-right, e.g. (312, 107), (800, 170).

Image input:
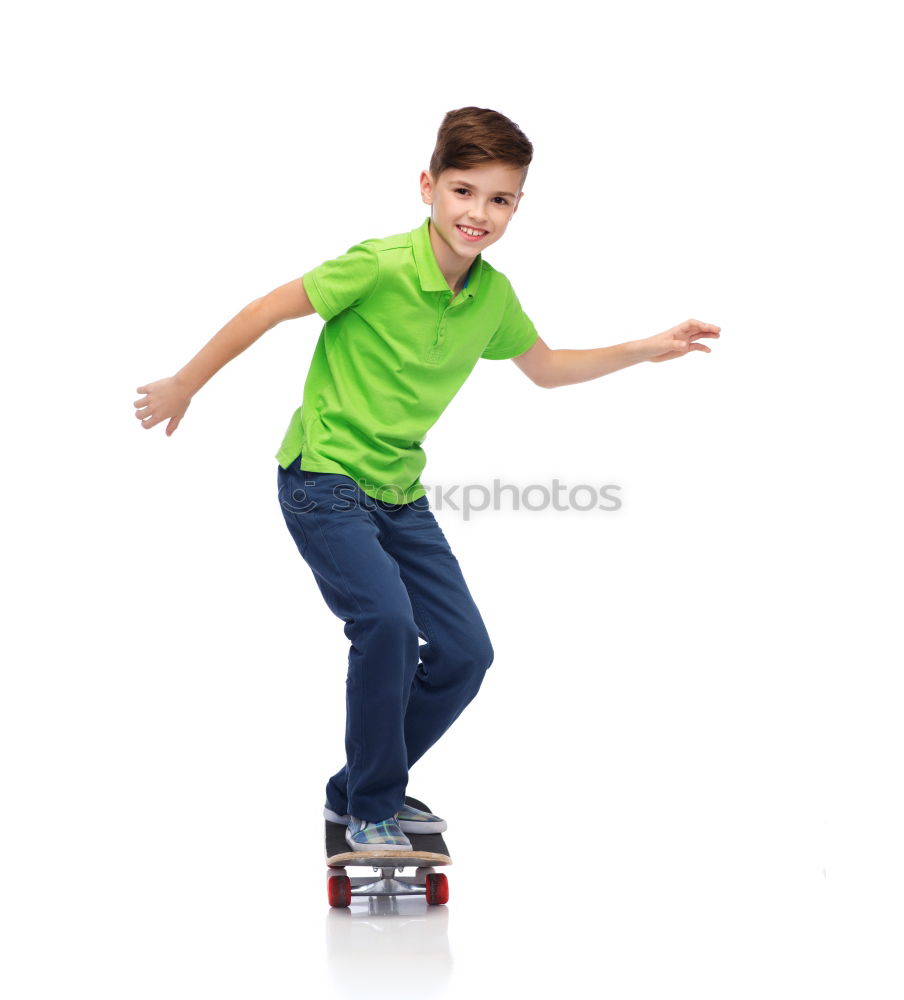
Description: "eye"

(454, 187), (508, 205)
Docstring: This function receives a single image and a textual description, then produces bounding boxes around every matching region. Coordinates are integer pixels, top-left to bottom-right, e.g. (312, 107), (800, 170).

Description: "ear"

(419, 169), (435, 205)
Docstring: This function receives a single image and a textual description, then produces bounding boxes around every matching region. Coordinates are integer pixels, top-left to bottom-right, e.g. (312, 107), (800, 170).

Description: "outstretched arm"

(134, 277), (318, 436)
(512, 319), (721, 388)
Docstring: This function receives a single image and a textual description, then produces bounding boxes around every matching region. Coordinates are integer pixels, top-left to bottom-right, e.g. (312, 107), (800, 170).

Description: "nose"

(467, 202), (489, 224)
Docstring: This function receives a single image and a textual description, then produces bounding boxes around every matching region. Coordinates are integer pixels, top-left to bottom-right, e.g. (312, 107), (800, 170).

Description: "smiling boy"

(134, 106), (720, 852)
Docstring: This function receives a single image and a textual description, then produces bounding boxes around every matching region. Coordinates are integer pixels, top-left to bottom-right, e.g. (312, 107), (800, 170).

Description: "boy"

(133, 106), (720, 853)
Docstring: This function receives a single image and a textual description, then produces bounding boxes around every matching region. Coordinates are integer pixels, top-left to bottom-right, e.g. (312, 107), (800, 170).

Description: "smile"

(456, 225), (488, 241)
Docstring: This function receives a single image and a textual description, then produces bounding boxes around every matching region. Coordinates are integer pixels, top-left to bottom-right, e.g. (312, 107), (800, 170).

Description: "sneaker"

(345, 815), (412, 852)
(395, 802), (447, 834)
(324, 800), (448, 834)
(324, 803), (351, 825)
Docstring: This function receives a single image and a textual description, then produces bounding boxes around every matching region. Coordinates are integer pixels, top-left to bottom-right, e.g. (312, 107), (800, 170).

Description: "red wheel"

(425, 872), (448, 905)
(328, 873), (351, 908)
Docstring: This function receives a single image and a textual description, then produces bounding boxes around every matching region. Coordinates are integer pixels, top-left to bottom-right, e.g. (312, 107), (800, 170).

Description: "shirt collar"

(411, 215), (483, 299)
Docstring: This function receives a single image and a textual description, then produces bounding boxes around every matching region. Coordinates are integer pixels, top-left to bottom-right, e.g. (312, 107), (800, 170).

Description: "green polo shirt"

(274, 215), (539, 504)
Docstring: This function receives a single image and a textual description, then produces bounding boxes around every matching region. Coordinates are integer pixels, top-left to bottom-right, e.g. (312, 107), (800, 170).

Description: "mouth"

(456, 224), (488, 242)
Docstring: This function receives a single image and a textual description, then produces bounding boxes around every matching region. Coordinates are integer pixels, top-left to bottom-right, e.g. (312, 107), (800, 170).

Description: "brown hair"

(428, 107), (533, 191)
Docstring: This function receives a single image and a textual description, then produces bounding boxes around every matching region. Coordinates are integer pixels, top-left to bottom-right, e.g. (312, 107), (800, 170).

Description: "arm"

(512, 319), (721, 388)
(134, 277), (318, 435)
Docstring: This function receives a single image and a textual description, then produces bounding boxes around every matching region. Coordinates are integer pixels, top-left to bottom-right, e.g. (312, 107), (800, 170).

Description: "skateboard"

(325, 795), (452, 907)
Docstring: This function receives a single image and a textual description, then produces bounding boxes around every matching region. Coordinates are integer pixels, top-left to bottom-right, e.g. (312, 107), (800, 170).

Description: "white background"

(2, 0), (902, 996)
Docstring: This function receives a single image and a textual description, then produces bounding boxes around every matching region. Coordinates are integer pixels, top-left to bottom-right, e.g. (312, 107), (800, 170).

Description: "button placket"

(425, 294), (446, 364)
(428, 286), (469, 363)
(435, 292), (452, 347)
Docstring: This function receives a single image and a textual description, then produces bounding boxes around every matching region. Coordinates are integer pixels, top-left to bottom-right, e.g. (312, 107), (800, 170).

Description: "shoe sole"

(398, 820), (447, 834)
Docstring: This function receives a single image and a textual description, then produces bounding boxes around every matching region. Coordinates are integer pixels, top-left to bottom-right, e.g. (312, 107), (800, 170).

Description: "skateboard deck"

(325, 795), (451, 906)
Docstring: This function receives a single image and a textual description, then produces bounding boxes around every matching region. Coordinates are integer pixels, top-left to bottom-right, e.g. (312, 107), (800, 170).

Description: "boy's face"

(420, 162), (524, 268)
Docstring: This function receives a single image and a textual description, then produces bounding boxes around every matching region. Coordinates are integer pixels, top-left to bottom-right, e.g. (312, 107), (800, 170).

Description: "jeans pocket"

(399, 501), (456, 555)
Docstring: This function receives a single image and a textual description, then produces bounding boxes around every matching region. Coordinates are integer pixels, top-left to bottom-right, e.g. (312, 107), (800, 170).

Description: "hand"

(134, 376), (193, 436)
(644, 319), (721, 363)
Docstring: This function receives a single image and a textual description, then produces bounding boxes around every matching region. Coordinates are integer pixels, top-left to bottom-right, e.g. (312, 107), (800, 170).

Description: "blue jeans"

(277, 456), (494, 822)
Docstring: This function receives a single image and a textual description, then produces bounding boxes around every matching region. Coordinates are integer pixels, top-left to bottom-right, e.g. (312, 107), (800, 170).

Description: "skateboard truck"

(329, 865), (438, 901)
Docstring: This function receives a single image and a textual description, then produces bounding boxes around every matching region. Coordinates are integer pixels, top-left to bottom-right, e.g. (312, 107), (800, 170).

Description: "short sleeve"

(480, 280), (539, 360)
(301, 241), (380, 322)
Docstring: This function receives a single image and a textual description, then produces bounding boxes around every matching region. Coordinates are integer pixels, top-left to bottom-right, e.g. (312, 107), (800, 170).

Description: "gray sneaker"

(394, 802), (447, 834)
(324, 803), (352, 825)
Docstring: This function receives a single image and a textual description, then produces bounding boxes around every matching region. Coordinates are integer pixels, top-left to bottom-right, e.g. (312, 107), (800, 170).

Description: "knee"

(462, 628), (494, 676)
(460, 631), (494, 701)
(420, 625), (494, 689)
(477, 632), (494, 672)
(355, 599), (419, 646)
